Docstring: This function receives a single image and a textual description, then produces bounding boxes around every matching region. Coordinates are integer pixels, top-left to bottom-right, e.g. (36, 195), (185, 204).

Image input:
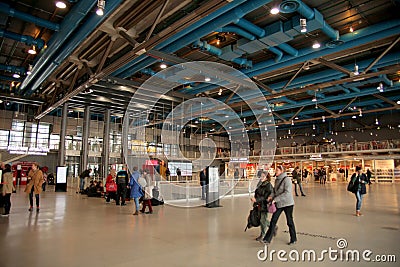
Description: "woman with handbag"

(352, 166), (368, 216)
(261, 165), (297, 245)
(251, 171), (273, 241)
(105, 169), (117, 203)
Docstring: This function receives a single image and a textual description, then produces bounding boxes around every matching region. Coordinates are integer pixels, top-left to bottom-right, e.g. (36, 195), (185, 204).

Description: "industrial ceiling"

(0, 0), (399, 137)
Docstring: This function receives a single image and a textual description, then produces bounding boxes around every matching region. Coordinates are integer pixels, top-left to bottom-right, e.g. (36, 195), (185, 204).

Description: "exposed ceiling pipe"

(0, 75), (22, 82)
(20, 0), (98, 91)
(23, 0), (125, 95)
(0, 29), (45, 50)
(279, 0), (339, 40)
(0, 2), (60, 32)
(115, 0), (274, 78)
(245, 19), (400, 77)
(216, 26), (256, 41)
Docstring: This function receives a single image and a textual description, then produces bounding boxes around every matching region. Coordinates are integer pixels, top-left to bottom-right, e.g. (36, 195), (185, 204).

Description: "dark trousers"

(29, 187), (40, 207)
(141, 199), (153, 213)
(106, 192), (116, 202)
(263, 205), (297, 243)
(3, 193), (11, 214)
(294, 183), (305, 196)
(116, 184), (126, 205)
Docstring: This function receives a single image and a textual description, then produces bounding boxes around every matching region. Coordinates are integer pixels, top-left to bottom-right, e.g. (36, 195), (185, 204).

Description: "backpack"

(347, 173), (357, 193)
(244, 205), (261, 232)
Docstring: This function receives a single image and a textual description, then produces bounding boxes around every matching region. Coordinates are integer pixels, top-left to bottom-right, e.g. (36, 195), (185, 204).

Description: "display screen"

(208, 166), (219, 193)
(56, 166), (68, 183)
(168, 161), (192, 176)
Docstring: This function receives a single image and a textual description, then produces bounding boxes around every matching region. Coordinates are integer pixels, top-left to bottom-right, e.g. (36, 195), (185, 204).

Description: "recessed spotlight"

(56, 1), (66, 9)
(204, 77), (211, 82)
(312, 42), (321, 49)
(13, 73), (21, 78)
(270, 7), (279, 14)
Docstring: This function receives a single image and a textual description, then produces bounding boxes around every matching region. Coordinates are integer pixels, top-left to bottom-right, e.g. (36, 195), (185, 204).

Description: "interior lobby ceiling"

(0, 0), (399, 135)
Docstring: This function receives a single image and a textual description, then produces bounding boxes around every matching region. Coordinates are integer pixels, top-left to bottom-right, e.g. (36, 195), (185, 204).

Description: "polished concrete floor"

(1, 182), (399, 267)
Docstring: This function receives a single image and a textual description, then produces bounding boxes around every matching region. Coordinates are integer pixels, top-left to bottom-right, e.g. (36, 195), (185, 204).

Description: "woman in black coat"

(351, 166), (368, 216)
(251, 171), (273, 241)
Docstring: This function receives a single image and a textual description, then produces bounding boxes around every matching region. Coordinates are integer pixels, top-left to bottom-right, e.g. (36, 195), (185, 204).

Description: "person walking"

(115, 166), (129, 206)
(261, 165), (297, 245)
(78, 168), (92, 193)
(251, 171), (274, 241)
(292, 167), (306, 196)
(1, 164), (14, 216)
(366, 169), (372, 185)
(200, 168), (207, 200)
(130, 167), (142, 215)
(105, 169), (117, 203)
(24, 162), (44, 212)
(351, 166), (368, 216)
(140, 170), (153, 214)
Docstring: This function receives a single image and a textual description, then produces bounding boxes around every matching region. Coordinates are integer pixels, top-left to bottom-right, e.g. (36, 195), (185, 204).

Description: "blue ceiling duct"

(20, 0), (98, 91)
(216, 26), (256, 41)
(246, 19), (400, 77)
(24, 0), (124, 95)
(279, 0), (338, 40)
(0, 75), (22, 82)
(0, 2), (60, 32)
(113, 0), (248, 77)
(116, 0), (275, 78)
(0, 29), (45, 50)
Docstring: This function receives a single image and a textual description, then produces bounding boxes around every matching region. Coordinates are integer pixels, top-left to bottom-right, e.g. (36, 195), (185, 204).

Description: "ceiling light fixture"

(312, 124), (316, 130)
(342, 122), (345, 128)
(377, 82), (384, 92)
(28, 46), (36, 55)
(13, 73), (21, 79)
(397, 100), (400, 105)
(300, 18), (307, 33)
(375, 118), (379, 125)
(204, 77), (211, 82)
(349, 26), (354, 33)
(270, 7), (280, 15)
(218, 88), (222, 96)
(160, 61), (167, 69)
(96, 0), (105, 16)
(26, 65), (33, 75)
(359, 109), (362, 117)
(353, 64), (359, 75)
(56, 1), (67, 9)
(352, 115), (357, 119)
(312, 42), (321, 49)
(291, 120), (294, 125)
(322, 116), (325, 122)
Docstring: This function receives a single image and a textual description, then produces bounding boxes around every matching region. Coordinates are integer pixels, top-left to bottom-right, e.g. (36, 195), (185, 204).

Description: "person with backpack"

(292, 166), (306, 197)
(1, 164), (14, 216)
(350, 166), (368, 216)
(115, 166), (129, 206)
(251, 171), (274, 241)
(261, 165), (297, 245)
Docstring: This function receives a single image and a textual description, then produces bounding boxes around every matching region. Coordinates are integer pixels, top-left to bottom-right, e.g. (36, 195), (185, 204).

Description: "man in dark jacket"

(292, 166), (306, 196)
(79, 168), (92, 193)
(200, 168), (207, 200)
(116, 166), (129, 206)
(251, 171), (273, 241)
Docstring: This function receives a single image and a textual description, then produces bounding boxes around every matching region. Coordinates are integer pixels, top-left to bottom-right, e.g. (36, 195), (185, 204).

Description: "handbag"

(347, 174), (357, 193)
(106, 181), (117, 192)
(267, 202), (277, 213)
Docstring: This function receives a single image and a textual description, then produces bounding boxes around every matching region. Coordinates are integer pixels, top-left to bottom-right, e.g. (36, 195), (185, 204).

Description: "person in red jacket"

(105, 169), (117, 203)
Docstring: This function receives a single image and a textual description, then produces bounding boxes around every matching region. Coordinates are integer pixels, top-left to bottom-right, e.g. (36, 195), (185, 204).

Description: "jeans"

(133, 197), (140, 211)
(263, 205), (296, 243)
(29, 187), (40, 207)
(294, 182), (305, 196)
(260, 212), (270, 238)
(3, 193), (11, 214)
(80, 178), (85, 191)
(200, 181), (206, 200)
(355, 190), (364, 211)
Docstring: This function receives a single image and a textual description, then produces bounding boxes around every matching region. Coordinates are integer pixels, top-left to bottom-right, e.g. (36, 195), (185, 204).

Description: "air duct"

(0, 29), (45, 50)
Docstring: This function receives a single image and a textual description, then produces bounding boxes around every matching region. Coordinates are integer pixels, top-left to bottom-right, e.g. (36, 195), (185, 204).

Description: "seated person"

(96, 181), (104, 197)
